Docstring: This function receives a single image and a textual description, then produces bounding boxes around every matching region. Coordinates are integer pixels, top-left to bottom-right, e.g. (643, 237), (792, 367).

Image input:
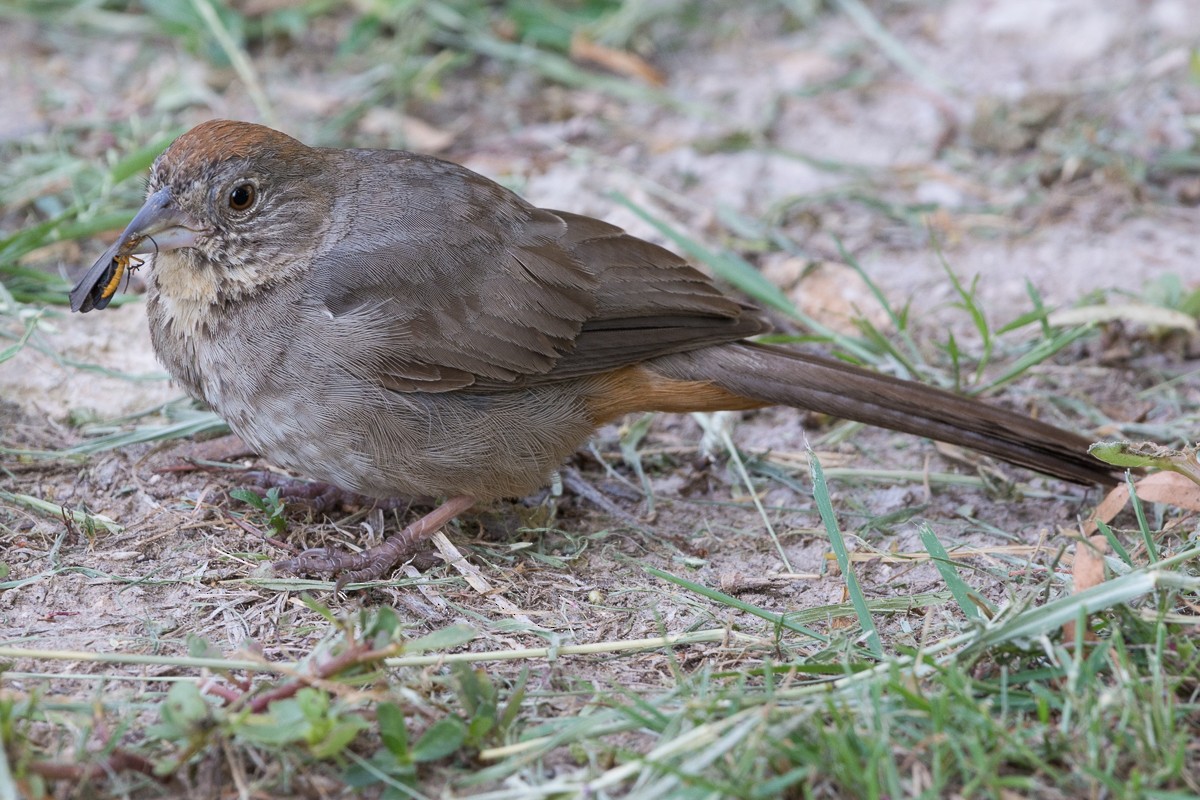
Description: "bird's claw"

(273, 543), (408, 589)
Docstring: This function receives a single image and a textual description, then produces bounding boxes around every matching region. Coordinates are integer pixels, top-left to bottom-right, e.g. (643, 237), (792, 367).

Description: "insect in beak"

(70, 245), (147, 312)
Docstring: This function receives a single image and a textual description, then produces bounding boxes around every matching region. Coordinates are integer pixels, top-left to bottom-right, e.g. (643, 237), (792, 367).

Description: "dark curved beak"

(69, 188), (202, 313)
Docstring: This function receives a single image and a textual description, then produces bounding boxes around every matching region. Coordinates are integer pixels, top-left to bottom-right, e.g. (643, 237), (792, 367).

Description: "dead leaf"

(1048, 303), (1198, 333)
(1085, 471), (1200, 537)
(969, 92), (1066, 154)
(570, 33), (666, 86)
(1063, 531), (1107, 641)
(1125, 471), (1200, 510)
(358, 108), (457, 153)
(1085, 482), (1131, 533)
(431, 531), (532, 624)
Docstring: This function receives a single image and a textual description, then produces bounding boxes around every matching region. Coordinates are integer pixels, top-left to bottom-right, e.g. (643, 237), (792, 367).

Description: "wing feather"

(311, 152), (769, 393)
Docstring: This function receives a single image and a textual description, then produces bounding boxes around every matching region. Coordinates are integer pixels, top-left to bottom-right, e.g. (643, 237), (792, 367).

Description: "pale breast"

(147, 274), (599, 500)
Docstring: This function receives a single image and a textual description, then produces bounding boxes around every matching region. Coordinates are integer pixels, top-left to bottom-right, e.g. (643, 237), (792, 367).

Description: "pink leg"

(273, 495), (477, 588)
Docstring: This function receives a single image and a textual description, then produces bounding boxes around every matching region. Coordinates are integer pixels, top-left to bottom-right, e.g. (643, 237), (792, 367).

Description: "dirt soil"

(2, 0), (1199, 793)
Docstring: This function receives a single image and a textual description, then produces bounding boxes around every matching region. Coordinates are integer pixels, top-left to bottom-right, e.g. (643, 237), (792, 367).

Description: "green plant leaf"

(311, 719), (369, 759)
(411, 717), (467, 762)
(405, 624), (477, 654)
(146, 682), (211, 740)
(377, 702), (410, 760)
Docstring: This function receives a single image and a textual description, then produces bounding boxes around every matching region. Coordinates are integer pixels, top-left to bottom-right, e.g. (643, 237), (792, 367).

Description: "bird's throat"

(149, 249), (276, 338)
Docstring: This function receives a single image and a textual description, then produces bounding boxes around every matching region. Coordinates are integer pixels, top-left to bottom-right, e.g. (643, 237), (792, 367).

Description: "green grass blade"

(0, 491), (123, 533)
(1127, 472), (1158, 562)
(62, 411), (228, 455)
(1095, 519), (1133, 568)
(836, 239), (923, 366)
(974, 552), (1200, 648)
(644, 565), (829, 644)
(918, 524), (984, 619)
(0, 308), (40, 363)
(978, 324), (1095, 395)
(809, 449), (882, 656)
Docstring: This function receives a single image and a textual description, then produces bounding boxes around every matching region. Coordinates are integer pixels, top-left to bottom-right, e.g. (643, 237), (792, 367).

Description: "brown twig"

(29, 749), (172, 785)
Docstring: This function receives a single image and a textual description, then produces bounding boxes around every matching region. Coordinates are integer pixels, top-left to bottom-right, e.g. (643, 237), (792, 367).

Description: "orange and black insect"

(69, 245), (145, 313)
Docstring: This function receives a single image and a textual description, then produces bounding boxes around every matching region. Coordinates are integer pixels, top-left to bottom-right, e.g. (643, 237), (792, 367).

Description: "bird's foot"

(272, 495), (476, 588)
(245, 471), (424, 514)
(161, 436), (424, 515)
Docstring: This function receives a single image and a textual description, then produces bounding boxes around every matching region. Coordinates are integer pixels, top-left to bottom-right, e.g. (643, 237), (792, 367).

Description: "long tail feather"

(649, 342), (1116, 486)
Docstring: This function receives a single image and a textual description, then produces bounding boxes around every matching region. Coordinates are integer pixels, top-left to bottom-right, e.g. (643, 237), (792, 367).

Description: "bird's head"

(70, 120), (334, 312)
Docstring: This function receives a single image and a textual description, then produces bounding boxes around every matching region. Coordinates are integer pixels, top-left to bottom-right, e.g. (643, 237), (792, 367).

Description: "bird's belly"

(201, 365), (596, 501)
(151, 290), (601, 501)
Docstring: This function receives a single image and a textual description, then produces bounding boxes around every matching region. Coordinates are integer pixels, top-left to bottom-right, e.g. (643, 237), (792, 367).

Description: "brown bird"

(71, 120), (1113, 585)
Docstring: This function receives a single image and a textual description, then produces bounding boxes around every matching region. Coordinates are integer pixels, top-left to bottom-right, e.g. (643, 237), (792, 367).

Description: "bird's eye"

(228, 182), (257, 212)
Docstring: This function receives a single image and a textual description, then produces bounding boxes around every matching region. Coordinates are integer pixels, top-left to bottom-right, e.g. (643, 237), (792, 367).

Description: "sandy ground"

(1, 0), (1198, 792)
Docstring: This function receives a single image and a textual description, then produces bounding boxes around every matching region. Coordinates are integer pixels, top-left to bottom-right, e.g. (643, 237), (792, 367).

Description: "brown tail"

(644, 342), (1116, 486)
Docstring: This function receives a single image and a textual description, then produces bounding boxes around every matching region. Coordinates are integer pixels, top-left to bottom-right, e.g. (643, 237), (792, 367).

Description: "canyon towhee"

(71, 120), (1113, 585)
